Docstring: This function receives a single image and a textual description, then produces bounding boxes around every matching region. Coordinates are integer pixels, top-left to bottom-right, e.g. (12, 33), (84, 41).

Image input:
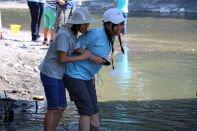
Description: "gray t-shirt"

(39, 25), (79, 79)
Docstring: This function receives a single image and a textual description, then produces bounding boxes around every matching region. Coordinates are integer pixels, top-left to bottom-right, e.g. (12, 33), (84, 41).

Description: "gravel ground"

(0, 28), (47, 100)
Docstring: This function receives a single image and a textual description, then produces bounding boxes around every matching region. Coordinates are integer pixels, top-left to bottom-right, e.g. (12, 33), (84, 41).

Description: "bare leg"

(0, 32), (2, 39)
(43, 28), (48, 41)
(79, 115), (90, 131)
(90, 113), (100, 128)
(44, 110), (57, 131)
(43, 28), (50, 45)
(49, 29), (55, 42)
(44, 107), (65, 131)
(54, 107), (65, 128)
(0, 11), (3, 39)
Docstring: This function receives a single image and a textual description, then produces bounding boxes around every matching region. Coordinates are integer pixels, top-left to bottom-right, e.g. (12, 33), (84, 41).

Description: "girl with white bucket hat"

(39, 7), (95, 131)
(64, 8), (125, 131)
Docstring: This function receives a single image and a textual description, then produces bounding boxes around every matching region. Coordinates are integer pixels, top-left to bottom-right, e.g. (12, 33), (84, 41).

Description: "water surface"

(1, 9), (197, 130)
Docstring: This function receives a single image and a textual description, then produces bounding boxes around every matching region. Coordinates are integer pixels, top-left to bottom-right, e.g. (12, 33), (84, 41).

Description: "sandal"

(42, 41), (49, 46)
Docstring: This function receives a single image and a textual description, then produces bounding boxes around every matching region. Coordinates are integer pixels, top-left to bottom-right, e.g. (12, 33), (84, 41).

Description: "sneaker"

(32, 36), (40, 42)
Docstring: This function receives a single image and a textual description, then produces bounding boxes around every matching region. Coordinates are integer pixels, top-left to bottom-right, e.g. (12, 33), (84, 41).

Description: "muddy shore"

(0, 28), (46, 100)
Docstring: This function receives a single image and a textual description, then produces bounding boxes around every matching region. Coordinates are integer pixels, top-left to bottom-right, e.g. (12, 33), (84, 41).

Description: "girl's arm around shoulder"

(58, 50), (91, 63)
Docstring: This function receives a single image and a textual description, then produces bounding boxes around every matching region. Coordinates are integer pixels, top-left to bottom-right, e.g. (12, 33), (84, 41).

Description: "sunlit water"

(0, 9), (197, 130)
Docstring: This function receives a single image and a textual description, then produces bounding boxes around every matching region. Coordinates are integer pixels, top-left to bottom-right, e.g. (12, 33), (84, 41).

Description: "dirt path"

(0, 29), (47, 100)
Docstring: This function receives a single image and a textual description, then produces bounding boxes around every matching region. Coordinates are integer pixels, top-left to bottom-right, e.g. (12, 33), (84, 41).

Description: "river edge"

(0, 1), (28, 9)
(0, 28), (47, 101)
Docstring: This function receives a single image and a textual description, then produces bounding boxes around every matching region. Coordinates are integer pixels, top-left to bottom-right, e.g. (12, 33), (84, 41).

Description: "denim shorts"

(64, 74), (99, 115)
(40, 73), (67, 110)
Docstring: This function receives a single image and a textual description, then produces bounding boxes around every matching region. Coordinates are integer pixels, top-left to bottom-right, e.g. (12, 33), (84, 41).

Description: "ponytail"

(118, 35), (125, 54)
(103, 22), (114, 53)
(103, 22), (125, 69)
(104, 22), (115, 69)
(111, 23), (125, 54)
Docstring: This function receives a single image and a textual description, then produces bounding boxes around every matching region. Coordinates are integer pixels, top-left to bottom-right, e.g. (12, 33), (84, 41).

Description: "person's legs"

(43, 28), (49, 45)
(64, 75), (97, 131)
(37, 2), (44, 37)
(0, 32), (2, 39)
(49, 29), (55, 43)
(86, 79), (100, 128)
(90, 113), (99, 128)
(122, 13), (128, 34)
(27, 1), (40, 41)
(56, 78), (67, 122)
(43, 8), (49, 45)
(79, 115), (90, 131)
(47, 8), (56, 42)
(41, 73), (66, 131)
(44, 108), (65, 131)
(0, 11), (3, 40)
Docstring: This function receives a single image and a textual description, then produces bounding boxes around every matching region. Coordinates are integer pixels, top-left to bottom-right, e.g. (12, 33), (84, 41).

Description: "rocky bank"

(0, 29), (47, 101)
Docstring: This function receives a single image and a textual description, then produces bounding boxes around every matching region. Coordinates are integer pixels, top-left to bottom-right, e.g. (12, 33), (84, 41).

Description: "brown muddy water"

(0, 9), (197, 130)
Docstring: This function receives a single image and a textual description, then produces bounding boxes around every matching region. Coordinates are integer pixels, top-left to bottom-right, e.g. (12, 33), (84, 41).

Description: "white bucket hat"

(66, 8), (96, 24)
(103, 8), (124, 24)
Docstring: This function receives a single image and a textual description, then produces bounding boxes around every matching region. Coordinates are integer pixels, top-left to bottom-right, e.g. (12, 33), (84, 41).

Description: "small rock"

(14, 63), (20, 68)
(32, 95), (44, 101)
(0, 75), (9, 83)
(11, 90), (19, 94)
(33, 66), (39, 72)
(8, 63), (14, 67)
(24, 65), (33, 70)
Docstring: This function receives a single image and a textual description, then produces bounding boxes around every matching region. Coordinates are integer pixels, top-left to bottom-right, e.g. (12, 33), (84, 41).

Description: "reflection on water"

(1, 99), (197, 130)
(1, 8), (197, 130)
(99, 99), (197, 130)
(110, 44), (132, 96)
(129, 11), (197, 20)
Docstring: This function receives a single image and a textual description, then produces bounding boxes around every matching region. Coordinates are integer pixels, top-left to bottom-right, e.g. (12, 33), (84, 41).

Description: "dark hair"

(71, 24), (83, 35)
(103, 22), (124, 69)
(103, 22), (114, 52)
(112, 23), (125, 54)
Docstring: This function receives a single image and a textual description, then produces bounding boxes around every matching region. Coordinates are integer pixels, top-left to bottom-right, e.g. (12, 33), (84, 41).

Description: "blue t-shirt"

(65, 27), (112, 80)
(116, 0), (129, 13)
